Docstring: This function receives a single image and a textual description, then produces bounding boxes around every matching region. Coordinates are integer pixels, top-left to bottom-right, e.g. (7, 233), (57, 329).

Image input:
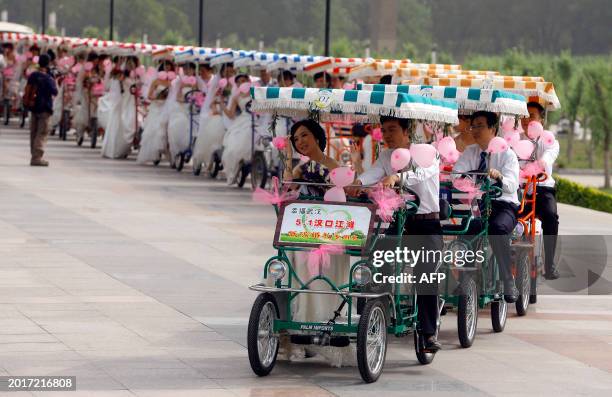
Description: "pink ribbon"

(368, 183), (405, 222)
(252, 176), (299, 206)
(306, 244), (345, 277)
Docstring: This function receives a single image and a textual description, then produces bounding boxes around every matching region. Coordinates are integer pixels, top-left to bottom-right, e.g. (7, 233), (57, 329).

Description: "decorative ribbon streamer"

(306, 244), (345, 277)
(252, 176), (299, 206)
(368, 183), (405, 222)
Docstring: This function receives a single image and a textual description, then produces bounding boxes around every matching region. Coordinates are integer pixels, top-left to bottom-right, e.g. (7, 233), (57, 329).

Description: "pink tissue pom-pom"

(272, 136), (287, 150)
(371, 127), (383, 142)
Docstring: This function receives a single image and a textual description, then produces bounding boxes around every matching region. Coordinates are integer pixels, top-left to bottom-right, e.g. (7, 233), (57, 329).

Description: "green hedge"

(554, 176), (612, 214)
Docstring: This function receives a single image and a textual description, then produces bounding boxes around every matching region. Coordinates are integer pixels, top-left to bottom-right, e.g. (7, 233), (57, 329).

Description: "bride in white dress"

(137, 61), (174, 165)
(191, 73), (226, 175)
(221, 74), (254, 185)
(100, 64), (131, 159)
(167, 62), (198, 167)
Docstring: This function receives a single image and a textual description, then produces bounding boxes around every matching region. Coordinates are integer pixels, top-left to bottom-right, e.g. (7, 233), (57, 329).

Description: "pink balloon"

(541, 130), (555, 147)
(391, 148), (411, 171)
(32, 56), (39, 64)
(410, 144), (437, 168)
(16, 54), (27, 63)
(503, 130), (520, 145)
(167, 71), (176, 80)
(272, 136), (287, 150)
(437, 136), (457, 158)
(513, 140), (535, 160)
(323, 186), (347, 202)
(329, 167), (355, 188)
(521, 161), (544, 178)
(26, 51), (33, 58)
(129, 70), (136, 79)
(67, 56), (75, 66)
(527, 121), (544, 140)
(84, 62), (93, 71)
(239, 82), (251, 94)
(71, 64), (81, 74)
(443, 148), (460, 164)
(487, 136), (508, 154)
(371, 127), (383, 142)
(157, 71), (168, 80)
(135, 65), (145, 77)
(218, 78), (228, 90)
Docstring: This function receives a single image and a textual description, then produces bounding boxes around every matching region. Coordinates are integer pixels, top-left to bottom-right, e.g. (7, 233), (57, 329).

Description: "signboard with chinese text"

(274, 201), (376, 251)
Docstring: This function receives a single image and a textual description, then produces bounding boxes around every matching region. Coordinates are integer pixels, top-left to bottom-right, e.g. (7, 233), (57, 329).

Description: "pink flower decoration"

(368, 184), (405, 222)
(272, 136), (288, 150)
(371, 127), (383, 142)
(306, 244), (345, 277)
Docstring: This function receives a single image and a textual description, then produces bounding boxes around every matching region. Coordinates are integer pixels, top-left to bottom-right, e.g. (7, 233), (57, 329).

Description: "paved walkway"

(0, 126), (611, 396)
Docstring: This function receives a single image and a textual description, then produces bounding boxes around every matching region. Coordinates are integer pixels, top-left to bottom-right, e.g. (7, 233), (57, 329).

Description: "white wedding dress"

(166, 80), (192, 165)
(136, 84), (169, 164)
(100, 79), (131, 159)
(191, 77), (226, 173)
(221, 94), (254, 184)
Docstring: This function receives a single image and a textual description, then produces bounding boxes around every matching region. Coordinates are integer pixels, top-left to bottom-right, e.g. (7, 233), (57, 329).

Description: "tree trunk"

(566, 117), (575, 164)
(605, 148), (610, 189)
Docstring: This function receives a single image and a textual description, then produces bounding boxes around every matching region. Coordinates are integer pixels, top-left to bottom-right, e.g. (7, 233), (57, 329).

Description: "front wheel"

(491, 299), (507, 333)
(175, 153), (185, 172)
(357, 299), (387, 383)
(192, 162), (202, 176)
(90, 119), (98, 149)
(247, 293), (279, 377)
(210, 152), (222, 178)
(515, 253), (531, 316)
(236, 162), (250, 188)
(250, 152), (268, 190)
(457, 276), (478, 348)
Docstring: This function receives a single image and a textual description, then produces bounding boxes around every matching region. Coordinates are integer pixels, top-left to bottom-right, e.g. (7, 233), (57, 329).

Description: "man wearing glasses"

(453, 111), (521, 303)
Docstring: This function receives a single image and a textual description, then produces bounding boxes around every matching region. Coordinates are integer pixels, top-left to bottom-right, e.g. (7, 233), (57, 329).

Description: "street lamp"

(109, 0), (114, 40)
(324, 0), (331, 56)
(41, 0), (46, 34)
(198, 0), (204, 47)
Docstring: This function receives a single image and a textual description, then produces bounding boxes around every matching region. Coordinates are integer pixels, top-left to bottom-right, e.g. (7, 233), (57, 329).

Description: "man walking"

(25, 54), (57, 166)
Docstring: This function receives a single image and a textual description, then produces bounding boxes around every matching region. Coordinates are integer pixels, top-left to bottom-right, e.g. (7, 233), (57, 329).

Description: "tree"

(583, 61), (612, 188)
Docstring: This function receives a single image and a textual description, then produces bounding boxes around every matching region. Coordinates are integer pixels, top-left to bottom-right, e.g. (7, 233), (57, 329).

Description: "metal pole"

(109, 0), (114, 40)
(41, 0), (46, 34)
(198, 0), (204, 47)
(324, 0), (330, 56)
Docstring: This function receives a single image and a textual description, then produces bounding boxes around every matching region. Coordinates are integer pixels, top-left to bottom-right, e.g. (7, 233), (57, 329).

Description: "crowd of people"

(1, 38), (561, 357)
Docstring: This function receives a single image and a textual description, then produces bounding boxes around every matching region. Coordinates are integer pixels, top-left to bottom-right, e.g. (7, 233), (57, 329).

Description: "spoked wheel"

(457, 276), (478, 348)
(90, 121), (99, 149)
(192, 162), (202, 176)
(175, 153), (185, 172)
(529, 255), (542, 304)
(357, 299), (387, 383)
(3, 100), (9, 125)
(236, 162), (250, 188)
(414, 328), (437, 365)
(515, 253), (531, 316)
(20, 108), (26, 128)
(247, 293), (279, 377)
(491, 299), (508, 333)
(210, 151), (222, 178)
(251, 152), (268, 190)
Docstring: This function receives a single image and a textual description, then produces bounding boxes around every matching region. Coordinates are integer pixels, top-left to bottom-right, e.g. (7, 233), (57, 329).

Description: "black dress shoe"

(503, 281), (519, 303)
(544, 268), (560, 280)
(424, 335), (441, 352)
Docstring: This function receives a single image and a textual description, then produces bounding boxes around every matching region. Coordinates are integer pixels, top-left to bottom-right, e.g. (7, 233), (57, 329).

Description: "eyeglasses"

(469, 124), (487, 131)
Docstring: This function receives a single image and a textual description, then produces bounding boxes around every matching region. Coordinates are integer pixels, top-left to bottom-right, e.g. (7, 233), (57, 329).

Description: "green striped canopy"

(356, 84), (528, 116)
(250, 87), (458, 124)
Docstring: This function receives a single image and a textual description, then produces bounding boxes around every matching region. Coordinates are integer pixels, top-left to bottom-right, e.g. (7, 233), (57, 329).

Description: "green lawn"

(555, 135), (605, 170)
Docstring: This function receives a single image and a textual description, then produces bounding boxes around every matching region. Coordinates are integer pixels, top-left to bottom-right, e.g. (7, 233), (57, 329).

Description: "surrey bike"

(246, 86), (459, 383)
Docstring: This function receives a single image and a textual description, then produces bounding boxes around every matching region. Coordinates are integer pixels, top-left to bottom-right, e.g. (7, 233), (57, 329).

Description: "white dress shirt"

(453, 144), (520, 206)
(358, 148), (441, 214)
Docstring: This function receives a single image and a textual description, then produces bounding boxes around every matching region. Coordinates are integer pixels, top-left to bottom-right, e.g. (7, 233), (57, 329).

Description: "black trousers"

(535, 186), (559, 269)
(468, 200), (518, 283)
(404, 219), (444, 336)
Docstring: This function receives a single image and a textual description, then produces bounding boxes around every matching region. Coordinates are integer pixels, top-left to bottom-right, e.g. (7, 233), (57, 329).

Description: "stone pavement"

(0, 126), (611, 397)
